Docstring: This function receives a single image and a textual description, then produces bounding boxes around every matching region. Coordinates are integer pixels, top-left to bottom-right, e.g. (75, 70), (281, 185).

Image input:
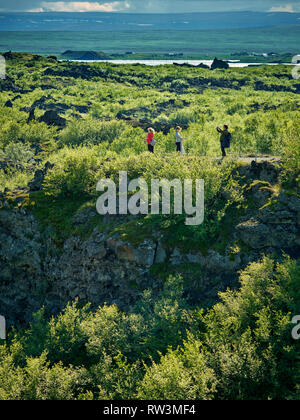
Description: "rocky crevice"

(0, 161), (299, 325)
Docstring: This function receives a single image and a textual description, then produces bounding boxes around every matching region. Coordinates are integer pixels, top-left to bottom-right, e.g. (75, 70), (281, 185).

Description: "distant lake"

(68, 60), (290, 67)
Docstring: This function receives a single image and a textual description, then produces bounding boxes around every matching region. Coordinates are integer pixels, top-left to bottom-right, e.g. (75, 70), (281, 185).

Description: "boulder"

(4, 100), (13, 108)
(38, 110), (66, 128)
(211, 58), (229, 70)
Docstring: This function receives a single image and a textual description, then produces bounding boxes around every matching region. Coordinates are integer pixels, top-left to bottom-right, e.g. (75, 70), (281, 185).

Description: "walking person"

(146, 127), (156, 153)
(175, 126), (185, 154)
(217, 125), (231, 158)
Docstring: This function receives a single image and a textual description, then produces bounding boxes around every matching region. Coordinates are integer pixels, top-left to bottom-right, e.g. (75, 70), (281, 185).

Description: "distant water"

(69, 60), (287, 67)
(1, 11), (300, 31)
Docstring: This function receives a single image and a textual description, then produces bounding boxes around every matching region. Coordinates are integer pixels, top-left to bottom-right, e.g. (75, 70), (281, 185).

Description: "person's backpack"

(224, 132), (231, 148)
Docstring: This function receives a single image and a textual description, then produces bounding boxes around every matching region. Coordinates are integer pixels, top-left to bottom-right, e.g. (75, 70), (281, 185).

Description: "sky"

(0, 0), (300, 13)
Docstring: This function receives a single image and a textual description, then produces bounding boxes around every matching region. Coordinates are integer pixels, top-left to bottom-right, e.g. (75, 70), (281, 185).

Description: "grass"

(30, 191), (97, 244)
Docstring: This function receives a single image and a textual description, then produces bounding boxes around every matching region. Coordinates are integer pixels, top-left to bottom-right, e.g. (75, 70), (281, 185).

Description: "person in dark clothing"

(217, 125), (231, 157)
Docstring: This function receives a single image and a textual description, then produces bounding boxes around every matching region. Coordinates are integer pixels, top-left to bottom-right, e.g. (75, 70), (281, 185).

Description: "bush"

(1, 258), (299, 400)
(0, 142), (34, 165)
(43, 147), (101, 197)
(203, 257), (300, 400)
(0, 348), (89, 400)
(280, 120), (300, 188)
(0, 120), (56, 148)
(137, 337), (216, 400)
(59, 119), (127, 147)
(170, 79), (190, 91)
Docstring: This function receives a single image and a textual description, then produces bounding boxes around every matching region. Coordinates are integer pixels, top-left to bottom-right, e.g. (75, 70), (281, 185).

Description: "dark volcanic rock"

(255, 80), (300, 94)
(12, 95), (22, 101)
(27, 109), (35, 124)
(0, 159), (24, 174)
(28, 161), (54, 192)
(0, 76), (17, 92)
(4, 100), (13, 108)
(211, 58), (229, 70)
(23, 94), (89, 115)
(197, 63), (210, 69)
(44, 64), (107, 80)
(237, 161), (280, 184)
(38, 110), (66, 128)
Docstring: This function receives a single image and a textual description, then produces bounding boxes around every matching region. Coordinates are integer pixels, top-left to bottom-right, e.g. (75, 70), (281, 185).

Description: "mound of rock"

(38, 110), (66, 128)
(211, 58), (229, 70)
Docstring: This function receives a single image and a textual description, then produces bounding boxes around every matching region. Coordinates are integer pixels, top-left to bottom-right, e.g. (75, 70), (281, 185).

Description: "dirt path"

(236, 156), (281, 164)
(212, 155), (281, 164)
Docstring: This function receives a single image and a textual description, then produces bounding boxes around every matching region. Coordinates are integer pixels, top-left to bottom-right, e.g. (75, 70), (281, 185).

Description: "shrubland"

(0, 258), (299, 400)
(0, 54), (299, 400)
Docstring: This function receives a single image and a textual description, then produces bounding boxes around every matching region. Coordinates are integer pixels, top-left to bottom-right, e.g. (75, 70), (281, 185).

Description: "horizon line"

(0, 10), (298, 15)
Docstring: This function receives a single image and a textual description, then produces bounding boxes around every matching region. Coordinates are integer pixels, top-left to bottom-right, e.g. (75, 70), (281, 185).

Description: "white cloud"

(29, 1), (130, 12)
(269, 4), (295, 12)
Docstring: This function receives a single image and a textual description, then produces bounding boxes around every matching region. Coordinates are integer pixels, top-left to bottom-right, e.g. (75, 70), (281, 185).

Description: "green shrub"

(43, 147), (101, 197)
(280, 120), (300, 188)
(203, 257), (300, 400)
(0, 348), (89, 400)
(137, 337), (216, 400)
(59, 119), (127, 147)
(0, 142), (34, 165)
(170, 79), (189, 91)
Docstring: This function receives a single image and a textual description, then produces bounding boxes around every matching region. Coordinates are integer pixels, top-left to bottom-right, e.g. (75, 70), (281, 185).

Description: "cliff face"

(1, 161), (299, 326)
(0, 208), (150, 325)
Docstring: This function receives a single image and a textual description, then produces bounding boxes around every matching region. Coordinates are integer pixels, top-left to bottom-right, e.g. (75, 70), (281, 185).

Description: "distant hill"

(61, 50), (110, 60)
(0, 11), (300, 31)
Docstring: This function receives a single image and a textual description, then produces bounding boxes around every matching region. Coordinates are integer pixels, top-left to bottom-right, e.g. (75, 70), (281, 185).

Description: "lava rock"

(211, 58), (229, 70)
(38, 110), (66, 128)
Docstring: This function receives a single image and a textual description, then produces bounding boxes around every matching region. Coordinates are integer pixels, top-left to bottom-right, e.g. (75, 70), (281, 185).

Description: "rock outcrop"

(211, 58), (229, 70)
(4, 100), (13, 108)
(38, 110), (66, 128)
(0, 161), (299, 326)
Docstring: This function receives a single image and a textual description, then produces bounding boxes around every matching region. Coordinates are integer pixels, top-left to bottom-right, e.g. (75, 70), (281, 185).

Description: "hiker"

(217, 125), (231, 157)
(175, 126), (185, 154)
(146, 127), (156, 153)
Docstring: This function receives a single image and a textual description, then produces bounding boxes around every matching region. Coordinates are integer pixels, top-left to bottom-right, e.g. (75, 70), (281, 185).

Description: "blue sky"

(0, 0), (300, 13)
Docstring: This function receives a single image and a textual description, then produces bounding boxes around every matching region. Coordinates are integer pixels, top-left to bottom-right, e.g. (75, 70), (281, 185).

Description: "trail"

(182, 154), (281, 164)
(234, 156), (281, 164)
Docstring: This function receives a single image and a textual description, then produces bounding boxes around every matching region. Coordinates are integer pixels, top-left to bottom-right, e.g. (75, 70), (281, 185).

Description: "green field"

(0, 25), (300, 57)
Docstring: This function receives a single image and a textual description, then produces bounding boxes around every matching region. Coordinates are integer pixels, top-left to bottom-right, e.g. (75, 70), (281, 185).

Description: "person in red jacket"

(146, 127), (155, 153)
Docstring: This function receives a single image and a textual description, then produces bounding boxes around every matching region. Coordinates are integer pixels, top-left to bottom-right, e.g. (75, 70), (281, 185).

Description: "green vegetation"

(1, 258), (299, 400)
(0, 53), (299, 400)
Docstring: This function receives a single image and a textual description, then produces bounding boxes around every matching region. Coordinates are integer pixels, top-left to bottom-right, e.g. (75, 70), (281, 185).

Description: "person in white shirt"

(175, 126), (185, 154)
